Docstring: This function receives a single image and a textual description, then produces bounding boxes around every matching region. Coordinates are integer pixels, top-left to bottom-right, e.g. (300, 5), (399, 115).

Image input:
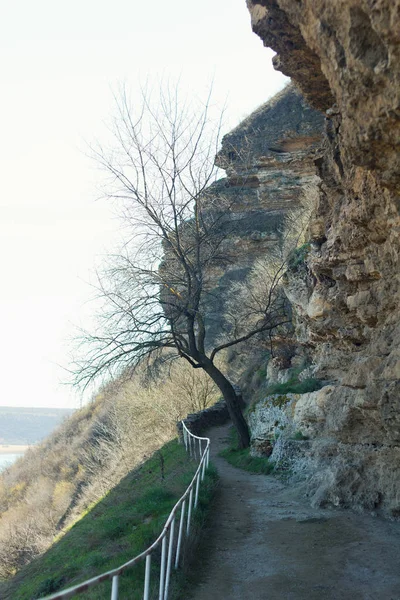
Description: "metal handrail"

(41, 421), (210, 600)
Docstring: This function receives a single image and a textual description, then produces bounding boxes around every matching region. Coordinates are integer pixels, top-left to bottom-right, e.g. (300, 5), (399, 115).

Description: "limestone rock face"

(247, 0), (400, 192)
(203, 84), (324, 347)
(248, 393), (298, 456)
(247, 0), (400, 515)
(293, 385), (335, 439)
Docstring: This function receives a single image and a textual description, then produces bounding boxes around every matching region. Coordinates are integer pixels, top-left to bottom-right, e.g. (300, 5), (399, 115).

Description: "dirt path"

(190, 425), (400, 600)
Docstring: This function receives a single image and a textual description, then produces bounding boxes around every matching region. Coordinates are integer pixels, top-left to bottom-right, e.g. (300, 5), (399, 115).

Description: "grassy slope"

(2, 439), (218, 600)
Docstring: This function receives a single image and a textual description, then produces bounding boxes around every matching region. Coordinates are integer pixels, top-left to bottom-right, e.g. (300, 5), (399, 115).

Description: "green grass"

(287, 242), (311, 271)
(292, 431), (309, 441)
(219, 427), (274, 475)
(171, 463), (219, 596)
(264, 377), (323, 396)
(1, 440), (218, 600)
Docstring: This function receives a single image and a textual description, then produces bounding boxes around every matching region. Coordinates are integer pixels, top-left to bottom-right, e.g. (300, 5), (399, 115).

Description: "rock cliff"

(247, 0), (400, 516)
(204, 84), (324, 347)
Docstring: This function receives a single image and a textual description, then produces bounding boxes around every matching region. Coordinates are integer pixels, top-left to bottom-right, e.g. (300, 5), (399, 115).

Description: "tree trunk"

(202, 360), (250, 449)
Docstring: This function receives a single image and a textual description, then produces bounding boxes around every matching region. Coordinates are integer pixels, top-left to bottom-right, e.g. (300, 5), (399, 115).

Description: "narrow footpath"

(190, 425), (400, 600)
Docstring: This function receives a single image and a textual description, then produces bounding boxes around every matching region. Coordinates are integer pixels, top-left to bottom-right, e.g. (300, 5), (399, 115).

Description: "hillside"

(0, 362), (220, 581)
(0, 438), (218, 600)
(0, 407), (74, 445)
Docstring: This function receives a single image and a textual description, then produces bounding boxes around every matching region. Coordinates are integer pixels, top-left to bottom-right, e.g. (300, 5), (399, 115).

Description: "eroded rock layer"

(204, 84), (324, 347)
(247, 0), (400, 515)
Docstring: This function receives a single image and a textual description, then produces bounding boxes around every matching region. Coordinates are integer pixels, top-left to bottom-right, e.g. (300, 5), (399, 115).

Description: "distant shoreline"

(0, 445), (31, 454)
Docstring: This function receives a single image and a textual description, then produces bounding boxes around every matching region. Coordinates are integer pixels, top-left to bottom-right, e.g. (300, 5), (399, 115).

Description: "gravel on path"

(189, 424), (400, 600)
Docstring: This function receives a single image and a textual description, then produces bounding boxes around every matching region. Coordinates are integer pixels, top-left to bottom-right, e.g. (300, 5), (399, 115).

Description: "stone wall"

(177, 400), (230, 438)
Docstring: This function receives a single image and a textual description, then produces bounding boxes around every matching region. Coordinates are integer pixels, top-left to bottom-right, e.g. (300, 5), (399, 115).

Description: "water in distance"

(0, 453), (23, 472)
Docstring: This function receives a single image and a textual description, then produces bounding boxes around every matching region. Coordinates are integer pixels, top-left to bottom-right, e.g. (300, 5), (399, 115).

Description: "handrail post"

(143, 554), (151, 600)
(194, 472), (200, 509)
(111, 575), (119, 600)
(159, 535), (167, 600)
(201, 455), (206, 481)
(182, 426), (187, 450)
(186, 488), (193, 536)
(175, 500), (186, 569)
(164, 518), (175, 600)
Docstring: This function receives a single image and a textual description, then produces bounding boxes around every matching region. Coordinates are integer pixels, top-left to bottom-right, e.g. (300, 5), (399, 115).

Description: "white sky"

(0, 0), (288, 409)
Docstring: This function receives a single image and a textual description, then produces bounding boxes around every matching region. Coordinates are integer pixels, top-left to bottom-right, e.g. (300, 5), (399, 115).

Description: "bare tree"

(72, 84), (291, 448)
